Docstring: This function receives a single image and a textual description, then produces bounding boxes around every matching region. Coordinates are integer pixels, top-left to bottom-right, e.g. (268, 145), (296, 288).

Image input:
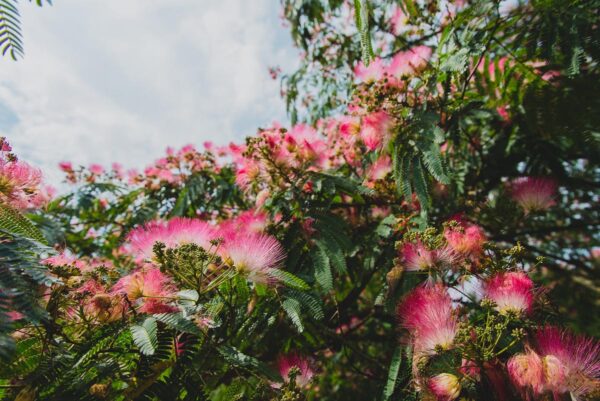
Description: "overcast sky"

(0, 0), (297, 187)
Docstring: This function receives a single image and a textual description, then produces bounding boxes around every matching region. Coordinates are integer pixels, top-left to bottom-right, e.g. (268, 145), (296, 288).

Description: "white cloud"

(0, 0), (297, 187)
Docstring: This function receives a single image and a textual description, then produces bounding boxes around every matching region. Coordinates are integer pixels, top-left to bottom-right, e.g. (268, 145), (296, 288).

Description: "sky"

(0, 0), (297, 187)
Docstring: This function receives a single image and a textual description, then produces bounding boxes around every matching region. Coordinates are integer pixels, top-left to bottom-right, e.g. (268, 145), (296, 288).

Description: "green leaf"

(131, 317), (158, 356)
(421, 143), (449, 184)
(353, 0), (374, 64)
(382, 346), (402, 400)
(0, 0), (24, 60)
(285, 289), (324, 321)
(311, 245), (332, 292)
(311, 172), (375, 197)
(412, 157), (429, 213)
(282, 297), (304, 333)
(0, 204), (47, 244)
(153, 313), (203, 336)
(393, 148), (413, 200)
(267, 269), (310, 291)
(315, 234), (346, 274)
(217, 346), (281, 382)
(73, 334), (116, 369)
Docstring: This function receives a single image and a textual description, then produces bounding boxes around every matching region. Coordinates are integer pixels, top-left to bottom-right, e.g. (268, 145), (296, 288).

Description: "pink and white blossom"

(484, 271), (534, 314)
(277, 353), (314, 387)
(219, 232), (285, 285)
(397, 284), (457, 354)
(508, 177), (558, 213)
(127, 218), (216, 261)
(428, 373), (461, 401)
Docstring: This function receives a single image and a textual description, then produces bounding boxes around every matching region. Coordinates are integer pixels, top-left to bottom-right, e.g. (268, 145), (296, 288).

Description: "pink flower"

(111, 162), (124, 178)
(235, 159), (262, 190)
(365, 155), (392, 183)
(127, 218), (216, 261)
(397, 284), (457, 354)
(388, 46), (432, 78)
(58, 161), (73, 172)
(76, 279), (105, 295)
(507, 350), (546, 397)
(338, 116), (361, 137)
(533, 326), (600, 398)
(111, 267), (177, 314)
(277, 353), (314, 387)
(0, 158), (43, 210)
(390, 6), (408, 35)
(354, 57), (385, 83)
(400, 240), (457, 272)
(400, 241), (436, 271)
(220, 210), (269, 236)
(89, 164), (105, 175)
(428, 373), (461, 401)
(219, 232), (285, 285)
(360, 111), (393, 151)
(484, 271), (534, 314)
(6, 310), (23, 321)
(508, 177), (557, 213)
(444, 222), (486, 262)
(42, 253), (86, 270)
(84, 293), (126, 322)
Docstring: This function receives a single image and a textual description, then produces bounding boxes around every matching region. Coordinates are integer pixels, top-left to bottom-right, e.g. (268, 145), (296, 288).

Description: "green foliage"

(131, 317), (158, 356)
(0, 0), (50, 60)
(1, 0), (599, 400)
(381, 346), (402, 401)
(0, 204), (47, 244)
(353, 0), (374, 65)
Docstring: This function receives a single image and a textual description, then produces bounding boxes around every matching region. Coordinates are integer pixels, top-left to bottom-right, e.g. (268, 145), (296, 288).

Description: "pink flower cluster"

(125, 211), (285, 288)
(0, 137), (53, 210)
(126, 217), (216, 261)
(59, 143), (218, 189)
(397, 284), (457, 355)
(508, 326), (600, 399)
(508, 177), (558, 213)
(276, 353), (314, 388)
(354, 46), (433, 84)
(399, 220), (486, 272)
(483, 271), (534, 315)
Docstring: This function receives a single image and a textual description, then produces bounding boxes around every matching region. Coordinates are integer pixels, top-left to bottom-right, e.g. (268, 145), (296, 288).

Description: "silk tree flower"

(354, 57), (385, 83)
(400, 241), (436, 272)
(127, 217), (216, 261)
(400, 241), (457, 272)
(387, 46), (432, 78)
(390, 6), (408, 35)
(219, 232), (285, 285)
(397, 284), (458, 354)
(360, 111), (394, 151)
(533, 326), (600, 398)
(338, 115), (361, 137)
(444, 222), (486, 262)
(507, 350), (546, 397)
(88, 163), (105, 176)
(0, 158), (44, 210)
(84, 292), (126, 323)
(483, 271), (534, 314)
(365, 155), (392, 185)
(43, 253), (87, 271)
(428, 373), (461, 401)
(508, 177), (557, 213)
(235, 158), (262, 190)
(219, 210), (268, 236)
(284, 124), (329, 168)
(111, 267), (177, 314)
(277, 353), (314, 388)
